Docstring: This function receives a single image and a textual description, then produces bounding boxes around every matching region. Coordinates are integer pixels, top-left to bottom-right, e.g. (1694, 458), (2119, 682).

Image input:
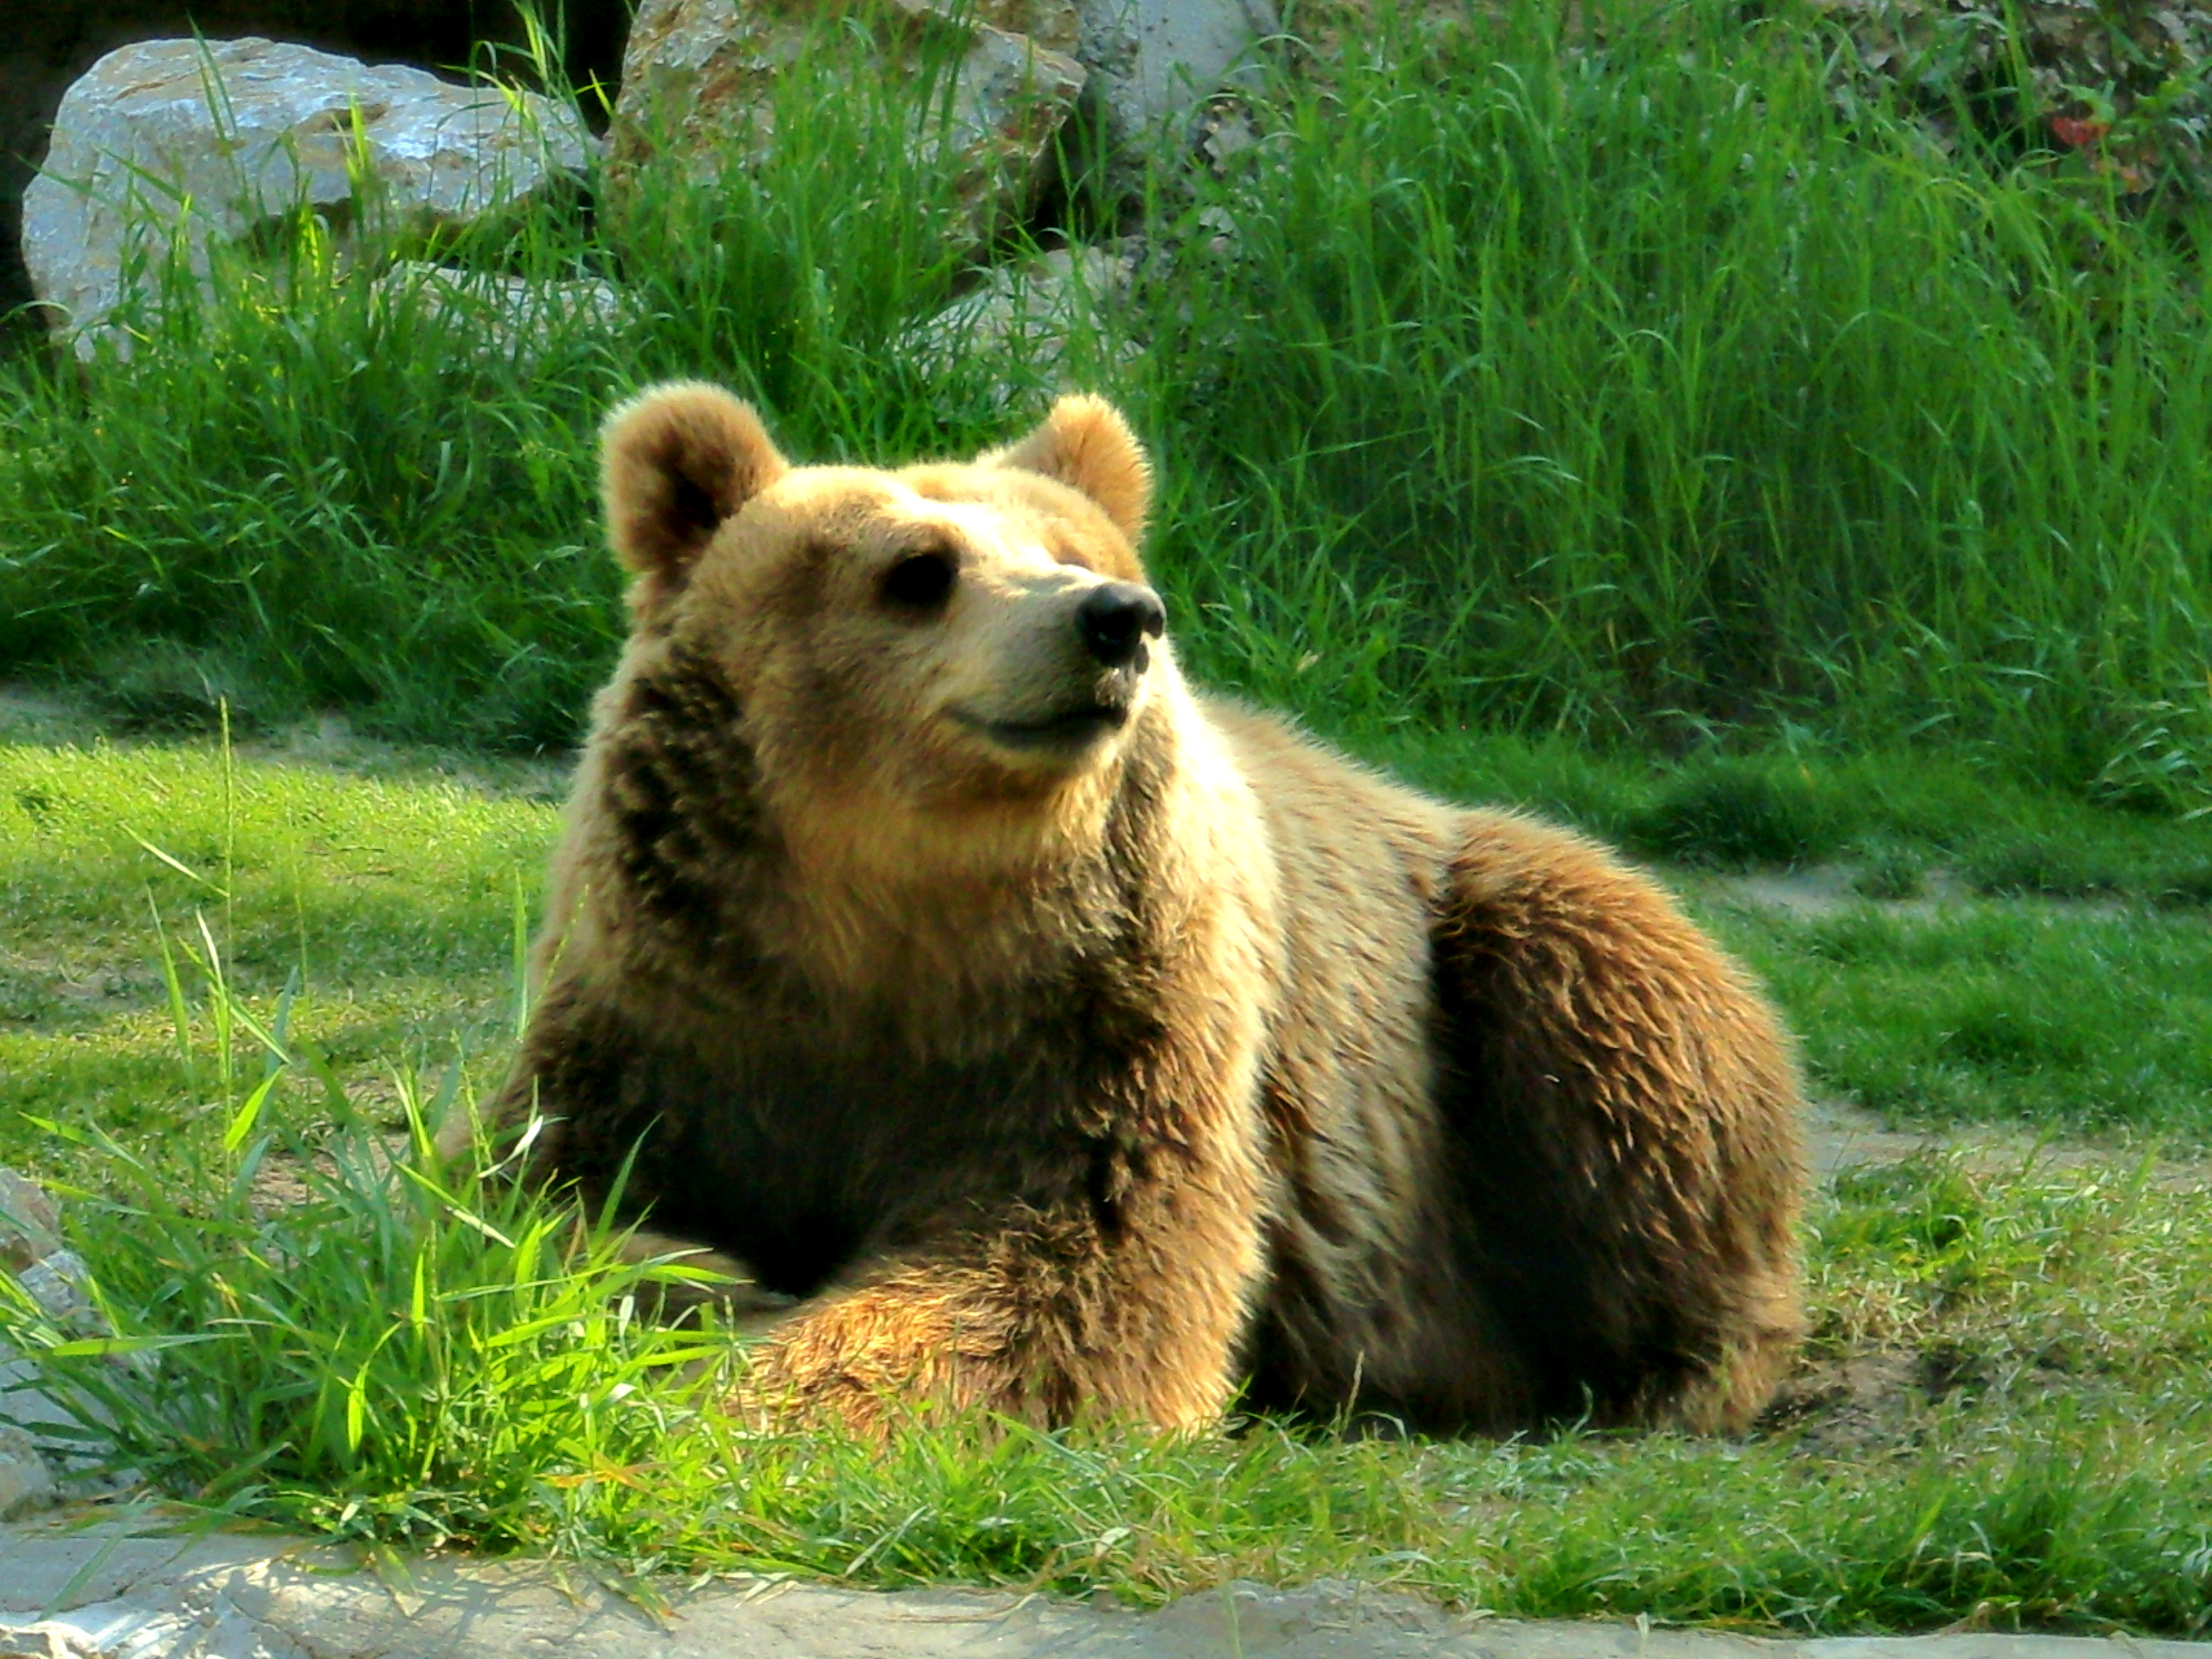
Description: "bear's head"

(598, 382), (1172, 876)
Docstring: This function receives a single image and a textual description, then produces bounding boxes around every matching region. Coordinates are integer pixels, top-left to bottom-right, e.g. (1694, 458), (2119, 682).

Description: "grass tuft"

(1631, 755), (1850, 868)
(3, 1083), (736, 1553)
(1849, 844), (1927, 902)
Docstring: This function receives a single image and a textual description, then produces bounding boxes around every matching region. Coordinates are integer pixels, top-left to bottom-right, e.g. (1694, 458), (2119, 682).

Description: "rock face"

(0, 1425), (55, 1523)
(0, 0), (632, 321)
(22, 37), (591, 355)
(13, 1544), (2212, 1659)
(908, 243), (1138, 399)
(1074, 0), (1278, 154)
(608, 0), (1278, 255)
(611, 0), (1087, 247)
(1, 1169), (131, 1518)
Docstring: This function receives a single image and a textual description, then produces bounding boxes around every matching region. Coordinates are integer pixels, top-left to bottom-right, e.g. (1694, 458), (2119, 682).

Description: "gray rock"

(909, 244), (1138, 399)
(610, 0), (1086, 253)
(21, 36), (591, 357)
(1074, 0), (1278, 157)
(905, 0), (1085, 56)
(7, 1535), (2212, 1659)
(1, 1178), (132, 1495)
(15, 1251), (96, 1337)
(0, 1426), (55, 1522)
(0, 0), (633, 320)
(371, 260), (632, 362)
(0, 1620), (108, 1659)
(0, 1168), (82, 1505)
(0, 1348), (129, 1500)
(0, 1173), (62, 1274)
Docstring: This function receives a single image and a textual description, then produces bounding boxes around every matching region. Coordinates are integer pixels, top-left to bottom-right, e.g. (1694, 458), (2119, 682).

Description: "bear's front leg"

(736, 1147), (1269, 1435)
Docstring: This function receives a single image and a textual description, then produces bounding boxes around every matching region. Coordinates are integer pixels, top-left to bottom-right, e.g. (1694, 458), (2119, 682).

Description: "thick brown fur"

(464, 383), (1807, 1437)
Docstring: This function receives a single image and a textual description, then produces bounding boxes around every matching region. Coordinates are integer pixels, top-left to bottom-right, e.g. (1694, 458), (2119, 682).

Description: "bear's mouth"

(953, 701), (1131, 753)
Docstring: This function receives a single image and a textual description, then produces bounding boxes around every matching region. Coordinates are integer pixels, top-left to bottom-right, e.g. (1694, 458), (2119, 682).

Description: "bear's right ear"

(601, 382), (789, 614)
(982, 393), (1152, 545)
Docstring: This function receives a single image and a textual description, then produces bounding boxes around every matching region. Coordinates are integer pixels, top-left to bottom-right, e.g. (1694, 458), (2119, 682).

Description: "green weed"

(3, 1097), (736, 1551)
(1850, 844), (1928, 902)
(1631, 755), (1851, 868)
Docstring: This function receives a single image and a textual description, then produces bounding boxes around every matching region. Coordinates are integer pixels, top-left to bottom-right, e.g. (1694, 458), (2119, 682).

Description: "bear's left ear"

(601, 381), (789, 614)
(982, 393), (1152, 544)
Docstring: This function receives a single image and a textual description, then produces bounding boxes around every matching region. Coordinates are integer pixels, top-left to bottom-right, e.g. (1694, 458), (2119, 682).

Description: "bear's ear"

(601, 382), (789, 610)
(983, 393), (1152, 544)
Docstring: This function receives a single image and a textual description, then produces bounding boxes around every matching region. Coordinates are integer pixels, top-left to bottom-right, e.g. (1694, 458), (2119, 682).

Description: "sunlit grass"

(4, 0), (2212, 802)
(8, 725), (2212, 1164)
(9, 1094), (2210, 1633)
(5, 720), (2212, 1630)
(1725, 905), (2212, 1138)
(0, 730), (550, 1165)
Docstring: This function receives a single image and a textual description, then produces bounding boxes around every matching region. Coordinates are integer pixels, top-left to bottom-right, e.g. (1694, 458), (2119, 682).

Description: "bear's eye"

(881, 550), (958, 612)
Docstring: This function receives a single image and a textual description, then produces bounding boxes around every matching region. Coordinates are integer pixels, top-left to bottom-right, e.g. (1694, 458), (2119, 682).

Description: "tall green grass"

(0, 26), (990, 749)
(3, 0), (2211, 804)
(1144, 3), (2212, 796)
(2, 1094), (733, 1551)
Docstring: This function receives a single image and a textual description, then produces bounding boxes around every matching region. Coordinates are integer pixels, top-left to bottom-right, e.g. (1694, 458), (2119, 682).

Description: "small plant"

(1632, 757), (1847, 868)
(1821, 1154), (1993, 1282)
(1965, 839), (2126, 899)
(88, 639), (265, 736)
(1851, 844), (1927, 901)
(0, 897), (739, 1548)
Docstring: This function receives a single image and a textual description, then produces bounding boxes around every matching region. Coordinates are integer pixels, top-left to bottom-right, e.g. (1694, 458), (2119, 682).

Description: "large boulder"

(1074, 0), (1278, 156)
(22, 36), (591, 355)
(610, 0), (1087, 249)
(0, 0), (632, 324)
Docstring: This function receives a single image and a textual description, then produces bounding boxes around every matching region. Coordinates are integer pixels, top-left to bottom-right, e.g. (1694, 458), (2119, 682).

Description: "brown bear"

(470, 381), (1807, 1437)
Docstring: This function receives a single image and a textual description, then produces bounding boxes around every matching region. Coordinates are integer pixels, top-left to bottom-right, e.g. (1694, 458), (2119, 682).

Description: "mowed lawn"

(10, 706), (2212, 1166)
(0, 703), (556, 1166)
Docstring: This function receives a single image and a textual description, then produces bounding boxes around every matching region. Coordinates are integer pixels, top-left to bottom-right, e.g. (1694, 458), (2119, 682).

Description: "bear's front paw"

(731, 1281), (1022, 1435)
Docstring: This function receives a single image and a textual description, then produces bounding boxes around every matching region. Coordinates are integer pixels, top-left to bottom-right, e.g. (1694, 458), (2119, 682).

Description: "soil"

(0, 683), (571, 800)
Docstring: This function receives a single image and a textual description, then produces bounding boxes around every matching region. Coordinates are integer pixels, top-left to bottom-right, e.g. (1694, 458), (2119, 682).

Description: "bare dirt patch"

(0, 683), (572, 801)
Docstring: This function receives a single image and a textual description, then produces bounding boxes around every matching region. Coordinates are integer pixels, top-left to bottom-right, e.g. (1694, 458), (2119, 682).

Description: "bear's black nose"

(1076, 582), (1167, 667)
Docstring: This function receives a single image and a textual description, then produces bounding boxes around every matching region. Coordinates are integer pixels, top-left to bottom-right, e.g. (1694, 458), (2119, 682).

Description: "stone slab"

(22, 36), (588, 354)
(3, 1522), (2207, 1659)
(0, 1516), (309, 1615)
